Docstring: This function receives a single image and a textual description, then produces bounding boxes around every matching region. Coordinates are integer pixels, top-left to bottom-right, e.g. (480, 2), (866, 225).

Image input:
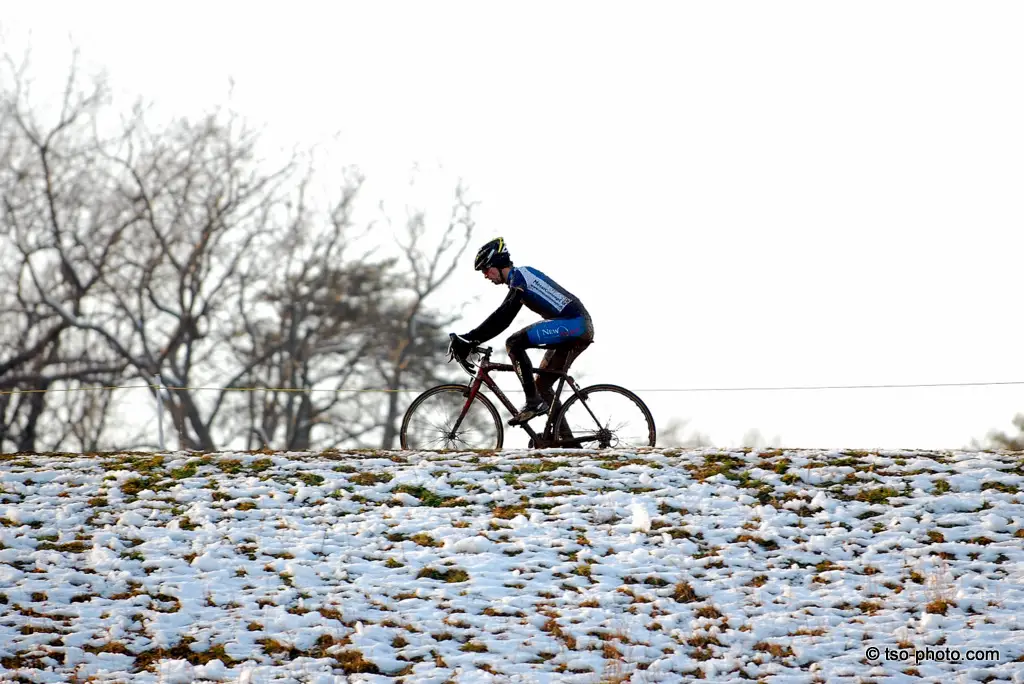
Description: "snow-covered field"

(1, 447), (1023, 683)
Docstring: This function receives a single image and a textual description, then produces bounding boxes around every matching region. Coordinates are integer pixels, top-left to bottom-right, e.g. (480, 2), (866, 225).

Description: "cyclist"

(449, 237), (594, 428)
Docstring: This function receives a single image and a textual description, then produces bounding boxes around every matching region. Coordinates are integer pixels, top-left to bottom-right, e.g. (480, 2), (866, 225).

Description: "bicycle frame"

(454, 348), (604, 448)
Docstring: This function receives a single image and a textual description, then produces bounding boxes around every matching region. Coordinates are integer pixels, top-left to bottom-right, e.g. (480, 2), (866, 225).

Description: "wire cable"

(3, 379), (1024, 396)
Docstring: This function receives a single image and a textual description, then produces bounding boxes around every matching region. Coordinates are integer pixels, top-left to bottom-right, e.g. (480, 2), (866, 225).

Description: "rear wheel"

(400, 384), (504, 450)
(551, 384), (656, 449)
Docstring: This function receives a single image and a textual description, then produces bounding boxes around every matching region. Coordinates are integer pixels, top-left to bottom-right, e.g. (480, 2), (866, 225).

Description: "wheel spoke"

(401, 386), (502, 450)
(554, 386), (655, 448)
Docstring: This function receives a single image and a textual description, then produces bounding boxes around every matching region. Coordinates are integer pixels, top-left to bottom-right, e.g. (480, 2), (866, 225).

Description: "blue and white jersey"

(506, 266), (577, 319)
(464, 264), (588, 344)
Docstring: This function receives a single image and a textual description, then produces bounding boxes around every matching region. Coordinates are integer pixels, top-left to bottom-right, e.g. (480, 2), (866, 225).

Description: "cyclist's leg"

(538, 341), (590, 417)
(532, 313), (595, 437)
(537, 342), (588, 440)
(508, 314), (594, 417)
(505, 325), (543, 408)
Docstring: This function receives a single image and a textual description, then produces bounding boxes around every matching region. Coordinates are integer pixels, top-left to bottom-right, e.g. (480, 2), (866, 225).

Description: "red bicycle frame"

(453, 347), (596, 448)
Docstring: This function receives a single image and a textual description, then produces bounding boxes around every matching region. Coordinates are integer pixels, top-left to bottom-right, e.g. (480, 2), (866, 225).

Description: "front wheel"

(551, 384), (656, 449)
(400, 384), (504, 450)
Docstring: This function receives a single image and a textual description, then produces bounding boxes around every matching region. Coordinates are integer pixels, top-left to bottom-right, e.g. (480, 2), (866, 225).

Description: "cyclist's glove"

(448, 333), (475, 361)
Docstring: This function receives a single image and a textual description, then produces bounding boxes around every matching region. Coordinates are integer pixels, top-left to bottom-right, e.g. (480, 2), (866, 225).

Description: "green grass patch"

(982, 481), (1019, 494)
(416, 567), (469, 582)
(249, 458), (275, 473)
(511, 460), (570, 475)
(349, 472), (393, 486)
(409, 533), (442, 548)
(687, 453), (747, 482)
(391, 484), (462, 507)
(218, 459), (245, 474)
(855, 487), (900, 504)
(170, 461), (199, 479)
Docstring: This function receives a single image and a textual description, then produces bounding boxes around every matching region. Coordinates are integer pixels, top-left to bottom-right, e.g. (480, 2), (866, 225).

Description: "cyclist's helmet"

(474, 237), (512, 272)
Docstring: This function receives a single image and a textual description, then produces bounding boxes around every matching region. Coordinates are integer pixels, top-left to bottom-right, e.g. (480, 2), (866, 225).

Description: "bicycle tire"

(551, 383), (657, 449)
(400, 384), (505, 450)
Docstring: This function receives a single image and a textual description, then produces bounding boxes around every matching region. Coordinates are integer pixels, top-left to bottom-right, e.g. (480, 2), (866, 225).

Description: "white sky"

(4, 1), (1024, 450)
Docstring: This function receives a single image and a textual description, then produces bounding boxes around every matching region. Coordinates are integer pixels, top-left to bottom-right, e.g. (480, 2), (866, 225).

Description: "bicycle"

(399, 334), (657, 450)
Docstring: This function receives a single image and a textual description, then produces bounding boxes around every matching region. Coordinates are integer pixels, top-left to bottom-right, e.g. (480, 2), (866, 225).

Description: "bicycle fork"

(448, 375), (485, 442)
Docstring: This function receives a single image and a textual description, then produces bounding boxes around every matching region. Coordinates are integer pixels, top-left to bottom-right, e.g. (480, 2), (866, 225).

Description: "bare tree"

(218, 171), (477, 451)
(1, 50), (129, 452)
(736, 428), (782, 449)
(972, 414), (1024, 451)
(2, 46), (299, 450)
(207, 166), (393, 450)
(103, 110), (296, 450)
(374, 179), (477, 449)
(656, 417), (715, 448)
(2, 45), (480, 453)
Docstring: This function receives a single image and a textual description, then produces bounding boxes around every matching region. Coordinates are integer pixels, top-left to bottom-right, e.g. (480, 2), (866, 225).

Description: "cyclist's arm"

(464, 288), (524, 343)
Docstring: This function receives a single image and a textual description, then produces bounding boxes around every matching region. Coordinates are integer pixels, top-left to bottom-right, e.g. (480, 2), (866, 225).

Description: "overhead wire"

(3, 380), (1024, 396)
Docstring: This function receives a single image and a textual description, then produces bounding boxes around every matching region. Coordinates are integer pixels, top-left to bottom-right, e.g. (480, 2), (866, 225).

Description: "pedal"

(508, 404), (548, 427)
